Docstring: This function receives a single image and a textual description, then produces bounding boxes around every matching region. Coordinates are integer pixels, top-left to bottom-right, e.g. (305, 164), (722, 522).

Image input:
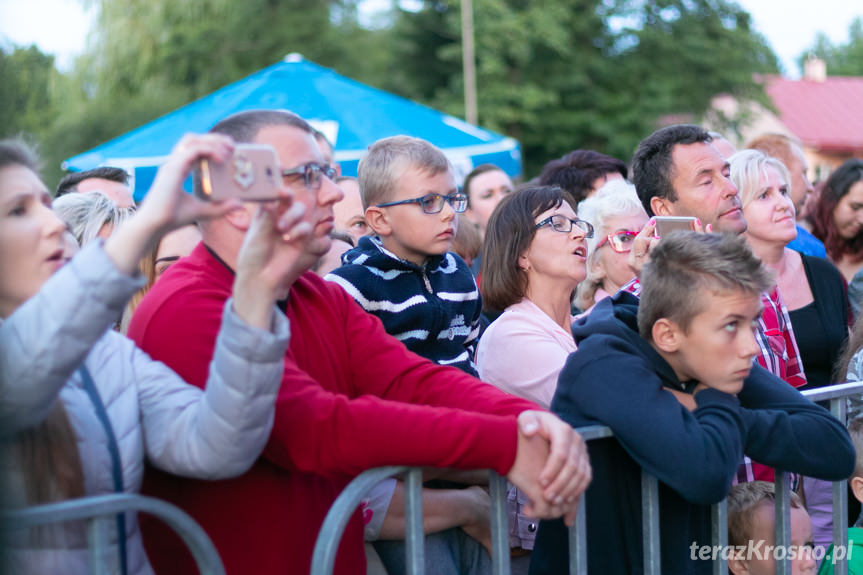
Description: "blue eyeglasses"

(376, 192), (468, 215)
(535, 214), (595, 237)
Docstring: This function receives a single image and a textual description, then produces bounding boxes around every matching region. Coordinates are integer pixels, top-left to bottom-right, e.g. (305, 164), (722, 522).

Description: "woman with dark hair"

(477, 185), (591, 408)
(0, 135), (310, 574)
(475, 186), (590, 560)
(807, 158), (863, 281)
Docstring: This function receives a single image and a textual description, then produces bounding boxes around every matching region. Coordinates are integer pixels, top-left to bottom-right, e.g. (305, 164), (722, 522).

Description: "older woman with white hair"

(53, 190), (136, 246)
(574, 180), (649, 313)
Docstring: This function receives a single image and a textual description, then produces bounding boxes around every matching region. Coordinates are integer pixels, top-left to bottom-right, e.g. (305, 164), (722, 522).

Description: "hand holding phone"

(196, 144), (281, 202)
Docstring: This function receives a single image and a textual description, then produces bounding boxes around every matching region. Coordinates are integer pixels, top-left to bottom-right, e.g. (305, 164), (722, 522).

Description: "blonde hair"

(358, 136), (451, 209)
(53, 190), (136, 246)
(727, 481), (804, 548)
(728, 149), (792, 209)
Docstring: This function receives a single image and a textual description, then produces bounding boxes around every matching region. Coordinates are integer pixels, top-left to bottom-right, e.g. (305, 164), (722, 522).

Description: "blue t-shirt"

(788, 225), (827, 258)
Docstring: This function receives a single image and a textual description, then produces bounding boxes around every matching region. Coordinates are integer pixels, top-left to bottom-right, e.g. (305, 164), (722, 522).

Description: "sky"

(0, 0), (861, 77)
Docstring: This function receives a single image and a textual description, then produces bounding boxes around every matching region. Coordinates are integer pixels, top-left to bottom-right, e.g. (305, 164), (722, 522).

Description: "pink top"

(477, 298), (577, 409)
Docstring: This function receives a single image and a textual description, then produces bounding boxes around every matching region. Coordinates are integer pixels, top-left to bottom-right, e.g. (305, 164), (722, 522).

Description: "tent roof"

(64, 54), (519, 174)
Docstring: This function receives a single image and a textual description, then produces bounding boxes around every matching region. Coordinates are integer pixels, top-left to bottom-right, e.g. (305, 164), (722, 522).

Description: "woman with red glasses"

(574, 180), (648, 313)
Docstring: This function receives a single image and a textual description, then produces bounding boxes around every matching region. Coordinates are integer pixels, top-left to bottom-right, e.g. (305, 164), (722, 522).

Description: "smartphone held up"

(653, 216), (698, 239)
(196, 144), (282, 202)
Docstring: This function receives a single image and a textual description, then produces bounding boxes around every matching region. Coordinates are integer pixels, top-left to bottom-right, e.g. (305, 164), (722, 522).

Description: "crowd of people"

(2, 110), (863, 575)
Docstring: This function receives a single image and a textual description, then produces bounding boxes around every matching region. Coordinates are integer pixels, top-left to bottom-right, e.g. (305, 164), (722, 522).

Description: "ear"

(517, 247), (531, 272)
(727, 553), (750, 575)
(224, 204), (254, 231)
(851, 476), (863, 505)
(651, 318), (682, 353)
(650, 196), (674, 217)
(364, 206), (392, 237)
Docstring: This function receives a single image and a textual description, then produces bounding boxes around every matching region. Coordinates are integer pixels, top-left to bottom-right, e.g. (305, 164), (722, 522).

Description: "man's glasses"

(281, 162), (337, 190)
(534, 214), (594, 238)
(376, 192), (468, 215)
(595, 230), (640, 253)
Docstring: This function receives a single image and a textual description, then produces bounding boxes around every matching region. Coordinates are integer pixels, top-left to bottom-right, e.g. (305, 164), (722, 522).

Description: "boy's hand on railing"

(509, 411), (592, 526)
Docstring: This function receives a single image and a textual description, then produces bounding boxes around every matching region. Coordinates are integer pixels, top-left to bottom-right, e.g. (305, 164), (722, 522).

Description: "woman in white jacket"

(0, 134), (312, 574)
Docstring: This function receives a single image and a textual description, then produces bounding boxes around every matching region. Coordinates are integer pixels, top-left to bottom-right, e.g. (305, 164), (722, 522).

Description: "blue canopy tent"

(64, 54), (522, 201)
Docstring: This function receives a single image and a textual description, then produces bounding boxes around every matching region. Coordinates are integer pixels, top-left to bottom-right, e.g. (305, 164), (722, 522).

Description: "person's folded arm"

(553, 341), (746, 505)
(736, 364), (855, 481)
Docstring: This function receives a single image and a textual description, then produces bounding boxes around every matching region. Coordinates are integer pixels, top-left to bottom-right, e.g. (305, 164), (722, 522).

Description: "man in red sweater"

(128, 109), (591, 575)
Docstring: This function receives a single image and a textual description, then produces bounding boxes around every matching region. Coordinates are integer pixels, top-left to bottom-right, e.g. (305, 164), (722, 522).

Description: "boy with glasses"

(326, 135), (480, 375)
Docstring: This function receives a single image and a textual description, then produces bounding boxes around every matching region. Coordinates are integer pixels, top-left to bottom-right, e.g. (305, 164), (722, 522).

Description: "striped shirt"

(326, 236), (481, 376)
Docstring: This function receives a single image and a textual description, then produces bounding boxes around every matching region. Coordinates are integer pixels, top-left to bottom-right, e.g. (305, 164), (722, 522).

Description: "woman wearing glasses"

(574, 181), (649, 313)
(477, 185), (592, 409)
(474, 186), (590, 563)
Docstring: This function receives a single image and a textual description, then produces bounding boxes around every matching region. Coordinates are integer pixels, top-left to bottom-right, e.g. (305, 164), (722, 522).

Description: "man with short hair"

(631, 124), (746, 235)
(56, 166), (135, 208)
(129, 109), (591, 575)
(746, 132), (826, 257)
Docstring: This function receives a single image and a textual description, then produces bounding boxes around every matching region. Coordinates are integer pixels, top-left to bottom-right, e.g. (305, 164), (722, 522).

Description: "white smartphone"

(654, 216), (698, 238)
(195, 144), (281, 202)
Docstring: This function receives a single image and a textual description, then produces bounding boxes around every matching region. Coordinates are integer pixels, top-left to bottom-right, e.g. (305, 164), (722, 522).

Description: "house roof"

(766, 75), (863, 152)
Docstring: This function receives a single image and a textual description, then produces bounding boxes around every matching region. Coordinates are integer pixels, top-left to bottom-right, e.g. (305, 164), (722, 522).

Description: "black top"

(788, 255), (849, 389)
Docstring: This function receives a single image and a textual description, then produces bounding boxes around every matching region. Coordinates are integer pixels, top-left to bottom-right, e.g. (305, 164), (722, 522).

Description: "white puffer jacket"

(0, 242), (289, 575)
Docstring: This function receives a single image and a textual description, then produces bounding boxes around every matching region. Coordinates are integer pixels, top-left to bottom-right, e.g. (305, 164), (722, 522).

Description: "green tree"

(798, 17), (863, 76)
(0, 45), (59, 141)
(387, 0), (778, 175)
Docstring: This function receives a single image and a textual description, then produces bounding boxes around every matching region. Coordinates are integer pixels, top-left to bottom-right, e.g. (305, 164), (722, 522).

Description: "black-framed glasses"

(535, 214), (594, 237)
(376, 192), (468, 215)
(281, 162), (337, 190)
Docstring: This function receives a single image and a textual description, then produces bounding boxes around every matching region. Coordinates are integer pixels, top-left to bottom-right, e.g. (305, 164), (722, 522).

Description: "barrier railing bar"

(711, 500), (728, 575)
(831, 396), (850, 575)
(404, 467), (425, 575)
(641, 471), (661, 575)
(309, 382), (863, 575)
(87, 515), (110, 575)
(774, 471), (791, 575)
(489, 471), (511, 575)
(310, 466), (409, 575)
(1, 493), (225, 575)
(570, 496), (586, 575)
(801, 381), (863, 403)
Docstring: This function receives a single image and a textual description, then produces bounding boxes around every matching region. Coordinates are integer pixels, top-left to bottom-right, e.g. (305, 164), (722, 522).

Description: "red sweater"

(128, 243), (537, 575)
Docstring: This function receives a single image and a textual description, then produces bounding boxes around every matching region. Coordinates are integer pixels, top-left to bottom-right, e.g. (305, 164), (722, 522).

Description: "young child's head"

(726, 481), (816, 575)
(847, 418), (863, 505)
(638, 232), (772, 393)
(359, 136), (465, 266)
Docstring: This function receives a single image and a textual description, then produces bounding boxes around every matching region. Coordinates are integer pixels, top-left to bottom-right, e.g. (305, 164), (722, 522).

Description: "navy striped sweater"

(325, 236), (482, 376)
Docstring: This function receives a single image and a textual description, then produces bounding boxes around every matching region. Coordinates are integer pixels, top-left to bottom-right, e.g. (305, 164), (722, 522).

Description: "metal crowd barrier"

(311, 381), (863, 575)
(0, 493), (225, 575)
